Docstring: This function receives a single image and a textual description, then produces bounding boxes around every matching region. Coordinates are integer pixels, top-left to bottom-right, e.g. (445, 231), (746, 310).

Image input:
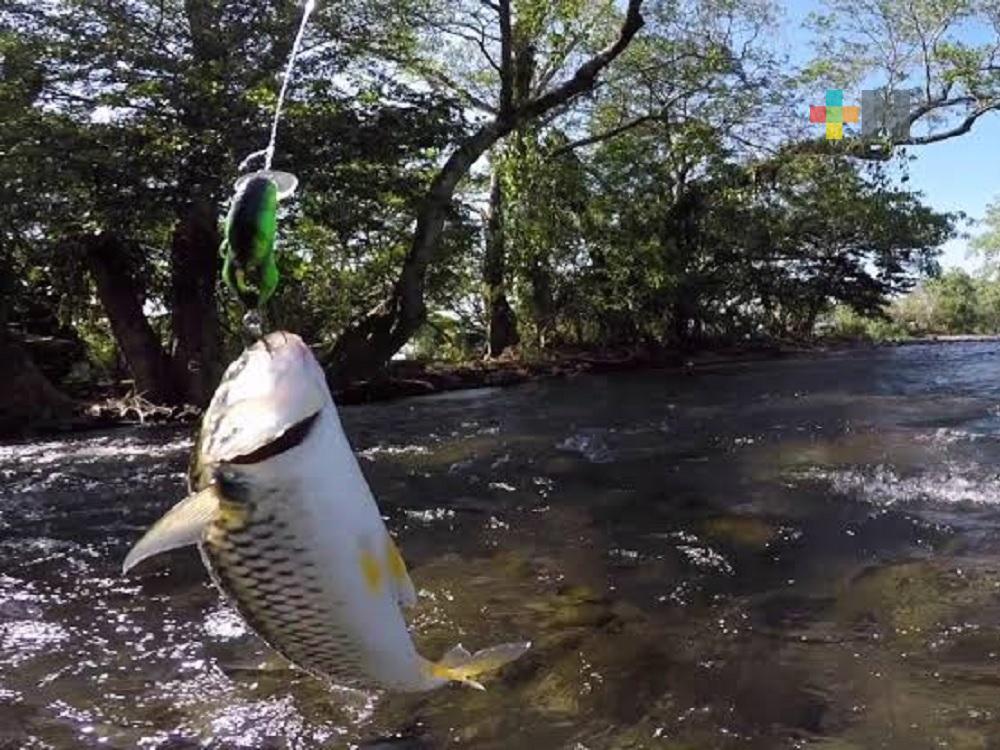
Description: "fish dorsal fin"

(122, 487), (219, 574)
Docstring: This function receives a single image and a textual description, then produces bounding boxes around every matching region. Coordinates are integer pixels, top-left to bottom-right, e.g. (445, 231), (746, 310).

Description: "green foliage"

(0, 0), (983, 399)
(534, 127), (954, 345)
(498, 130), (589, 347)
(823, 306), (909, 341)
(880, 269), (1000, 336)
(925, 270), (979, 332)
(969, 199), (1000, 277)
(804, 0), (1000, 145)
(841, 260), (1000, 339)
(407, 312), (485, 362)
(1, 0), (469, 368)
(73, 316), (120, 375)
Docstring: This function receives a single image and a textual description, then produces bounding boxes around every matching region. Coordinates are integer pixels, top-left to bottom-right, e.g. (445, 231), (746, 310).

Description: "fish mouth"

(199, 331), (329, 464)
(226, 410), (320, 465)
(258, 330), (295, 356)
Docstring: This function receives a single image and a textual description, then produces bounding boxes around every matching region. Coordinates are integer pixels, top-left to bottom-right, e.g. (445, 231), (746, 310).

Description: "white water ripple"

(801, 464), (1000, 507)
(556, 430), (614, 463)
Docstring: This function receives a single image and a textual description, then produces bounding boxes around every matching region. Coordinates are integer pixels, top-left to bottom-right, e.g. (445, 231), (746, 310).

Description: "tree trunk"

(671, 288), (700, 349)
(326, 1), (645, 381)
(327, 124), (504, 382)
(84, 234), (178, 403)
(0, 267), (73, 431)
(483, 170), (519, 356)
(170, 202), (222, 406)
(527, 259), (554, 348)
(0, 332), (74, 433)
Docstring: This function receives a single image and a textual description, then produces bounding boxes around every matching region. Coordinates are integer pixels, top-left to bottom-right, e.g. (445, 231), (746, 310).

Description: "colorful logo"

(810, 89), (859, 140)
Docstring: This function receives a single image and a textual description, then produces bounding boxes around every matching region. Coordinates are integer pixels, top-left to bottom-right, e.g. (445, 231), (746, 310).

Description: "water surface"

(5, 343), (1000, 748)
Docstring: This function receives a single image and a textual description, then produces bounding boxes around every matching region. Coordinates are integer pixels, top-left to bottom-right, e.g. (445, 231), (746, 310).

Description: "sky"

(778, 0), (1000, 273)
(903, 117), (1000, 272)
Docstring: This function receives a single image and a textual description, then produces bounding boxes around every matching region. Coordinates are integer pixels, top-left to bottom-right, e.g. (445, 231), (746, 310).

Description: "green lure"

(221, 176), (280, 310)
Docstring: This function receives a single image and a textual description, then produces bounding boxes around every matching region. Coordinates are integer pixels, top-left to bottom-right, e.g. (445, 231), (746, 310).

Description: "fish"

(123, 331), (530, 691)
(220, 175), (280, 310)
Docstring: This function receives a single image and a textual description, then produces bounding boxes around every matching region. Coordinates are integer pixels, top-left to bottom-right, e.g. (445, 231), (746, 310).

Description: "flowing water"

(7, 343), (1000, 748)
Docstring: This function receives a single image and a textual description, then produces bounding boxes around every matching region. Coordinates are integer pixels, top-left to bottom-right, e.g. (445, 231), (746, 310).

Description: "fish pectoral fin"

(386, 535), (417, 608)
(431, 641), (532, 690)
(122, 487), (219, 574)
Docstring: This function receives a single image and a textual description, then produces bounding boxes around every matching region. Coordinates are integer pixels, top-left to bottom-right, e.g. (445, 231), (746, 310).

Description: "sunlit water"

(7, 343), (1000, 748)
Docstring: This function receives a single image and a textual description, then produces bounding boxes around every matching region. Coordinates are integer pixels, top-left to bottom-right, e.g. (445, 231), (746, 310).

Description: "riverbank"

(4, 341), (814, 439)
(883, 333), (1000, 345)
(11, 334), (993, 439)
(332, 341), (811, 404)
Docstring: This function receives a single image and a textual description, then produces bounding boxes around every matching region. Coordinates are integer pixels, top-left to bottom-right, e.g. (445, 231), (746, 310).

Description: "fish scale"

(201, 489), (369, 685)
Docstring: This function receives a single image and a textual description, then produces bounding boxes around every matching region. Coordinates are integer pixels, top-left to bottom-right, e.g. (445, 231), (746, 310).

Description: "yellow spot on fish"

(386, 537), (408, 582)
(210, 491), (249, 539)
(359, 549), (383, 593)
(217, 502), (247, 527)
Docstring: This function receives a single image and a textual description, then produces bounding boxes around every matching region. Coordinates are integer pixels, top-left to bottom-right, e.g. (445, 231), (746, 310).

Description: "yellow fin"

(386, 535), (417, 607)
(359, 548), (384, 594)
(431, 641), (531, 690)
(122, 487), (219, 574)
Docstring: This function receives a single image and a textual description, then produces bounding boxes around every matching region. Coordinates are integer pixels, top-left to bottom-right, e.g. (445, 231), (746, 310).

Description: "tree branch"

(548, 113), (661, 157)
(515, 0), (644, 124)
(329, 0), (647, 377)
(907, 95), (976, 125)
(498, 0), (514, 114)
(409, 64), (498, 114)
(906, 104), (1000, 145)
(545, 80), (720, 158)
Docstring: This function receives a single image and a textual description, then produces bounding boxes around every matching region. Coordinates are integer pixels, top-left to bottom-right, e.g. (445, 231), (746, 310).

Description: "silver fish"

(124, 331), (529, 691)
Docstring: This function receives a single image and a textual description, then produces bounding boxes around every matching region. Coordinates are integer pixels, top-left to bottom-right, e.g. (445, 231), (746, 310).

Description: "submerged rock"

(701, 516), (778, 550)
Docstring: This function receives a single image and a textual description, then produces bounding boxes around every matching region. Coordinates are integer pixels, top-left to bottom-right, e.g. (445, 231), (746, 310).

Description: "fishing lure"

(219, 0), (310, 323)
(221, 175), (281, 312)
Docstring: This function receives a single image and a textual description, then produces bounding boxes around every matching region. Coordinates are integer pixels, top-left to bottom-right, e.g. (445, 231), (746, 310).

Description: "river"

(5, 342), (1000, 748)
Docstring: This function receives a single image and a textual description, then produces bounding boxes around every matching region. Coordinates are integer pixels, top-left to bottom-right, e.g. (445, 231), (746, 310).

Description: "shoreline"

(877, 334), (1000, 345)
(7, 335), (1000, 440)
(332, 342), (806, 404)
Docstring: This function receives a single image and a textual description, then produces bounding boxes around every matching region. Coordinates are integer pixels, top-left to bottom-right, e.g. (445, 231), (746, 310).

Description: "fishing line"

(222, 0), (317, 335)
(236, 0), (316, 190)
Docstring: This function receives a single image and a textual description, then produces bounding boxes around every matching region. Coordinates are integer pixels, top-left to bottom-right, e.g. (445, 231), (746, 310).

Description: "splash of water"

(238, 0), (316, 174)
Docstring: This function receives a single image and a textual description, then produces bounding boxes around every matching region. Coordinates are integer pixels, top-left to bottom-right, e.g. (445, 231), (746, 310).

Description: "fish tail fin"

(428, 641), (531, 690)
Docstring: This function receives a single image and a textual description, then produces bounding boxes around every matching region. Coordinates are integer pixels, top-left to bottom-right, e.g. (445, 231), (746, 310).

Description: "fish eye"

(227, 411), (320, 465)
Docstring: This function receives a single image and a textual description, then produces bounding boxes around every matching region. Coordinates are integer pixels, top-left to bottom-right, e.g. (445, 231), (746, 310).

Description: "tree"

(2, 0), (462, 403)
(0, 245), (75, 430)
(563, 130), (954, 344)
(517, 0), (783, 347)
(926, 269), (980, 331)
(2, 0), (968, 419)
(801, 0), (1000, 158)
(326, 0), (646, 379)
(756, 157), (952, 335)
(482, 169), (521, 355)
(970, 197), (1000, 276)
